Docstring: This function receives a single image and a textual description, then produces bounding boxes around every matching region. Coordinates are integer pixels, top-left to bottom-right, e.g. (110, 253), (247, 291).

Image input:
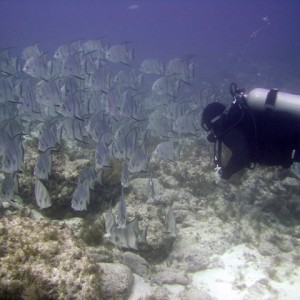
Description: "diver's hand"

(214, 166), (225, 185)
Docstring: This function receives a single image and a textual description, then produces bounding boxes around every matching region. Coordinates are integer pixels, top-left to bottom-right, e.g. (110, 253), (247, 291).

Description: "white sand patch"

(163, 284), (186, 297)
(128, 274), (152, 300)
(269, 265), (300, 300)
(192, 243), (276, 300)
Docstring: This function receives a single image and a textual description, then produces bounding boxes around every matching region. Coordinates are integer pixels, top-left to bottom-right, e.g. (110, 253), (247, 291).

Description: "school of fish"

(0, 39), (216, 249)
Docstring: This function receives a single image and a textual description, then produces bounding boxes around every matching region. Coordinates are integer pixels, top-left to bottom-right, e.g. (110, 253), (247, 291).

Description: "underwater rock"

(160, 174), (180, 189)
(89, 247), (115, 263)
(282, 176), (300, 188)
(174, 208), (190, 224)
(258, 231), (283, 256)
(115, 189), (175, 261)
(243, 279), (278, 300)
(258, 239), (281, 257)
(268, 233), (294, 253)
(153, 269), (191, 285)
(99, 263), (134, 300)
(0, 214), (102, 300)
(20, 140), (92, 215)
(122, 251), (150, 277)
(179, 287), (214, 300)
(152, 286), (170, 300)
(130, 177), (164, 202)
(183, 249), (211, 272)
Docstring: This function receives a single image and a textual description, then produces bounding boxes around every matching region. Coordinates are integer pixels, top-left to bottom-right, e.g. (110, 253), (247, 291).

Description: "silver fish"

(61, 54), (82, 78)
(140, 58), (164, 75)
(71, 182), (90, 211)
(82, 39), (106, 55)
(81, 50), (105, 75)
(88, 68), (110, 93)
(47, 58), (63, 79)
(22, 44), (42, 60)
(153, 139), (180, 162)
(121, 162), (129, 188)
(165, 206), (176, 238)
(0, 129), (10, 157)
(23, 55), (48, 79)
(19, 87), (41, 114)
(34, 149), (52, 180)
(35, 80), (61, 107)
(0, 103), (18, 121)
(62, 117), (86, 142)
(139, 225), (148, 246)
(106, 218), (140, 250)
(113, 68), (142, 89)
(120, 90), (140, 120)
(59, 76), (81, 98)
(117, 189), (127, 228)
(147, 176), (157, 204)
(147, 109), (173, 138)
(2, 118), (24, 139)
(111, 124), (137, 160)
(165, 56), (194, 81)
(38, 120), (62, 152)
(35, 179), (52, 209)
(152, 76), (180, 96)
(164, 101), (190, 121)
(54, 42), (78, 60)
(128, 147), (150, 173)
(95, 138), (110, 169)
(86, 91), (105, 114)
(78, 165), (96, 189)
(0, 77), (15, 103)
(1, 135), (24, 173)
(0, 173), (18, 202)
(172, 114), (197, 137)
(0, 49), (20, 75)
(105, 88), (120, 118)
(57, 92), (82, 119)
(104, 202), (116, 238)
(86, 113), (110, 142)
(105, 43), (134, 64)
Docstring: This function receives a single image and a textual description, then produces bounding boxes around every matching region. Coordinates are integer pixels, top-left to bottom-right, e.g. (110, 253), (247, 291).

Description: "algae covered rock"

(98, 262), (134, 299)
(122, 251), (150, 277)
(0, 213), (103, 300)
(179, 287), (214, 300)
(153, 269), (191, 285)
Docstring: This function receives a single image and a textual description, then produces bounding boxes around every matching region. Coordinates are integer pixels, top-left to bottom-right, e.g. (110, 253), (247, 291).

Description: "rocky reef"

(1, 139), (300, 299)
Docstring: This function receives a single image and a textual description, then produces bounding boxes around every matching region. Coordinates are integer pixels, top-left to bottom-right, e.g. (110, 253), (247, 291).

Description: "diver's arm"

(221, 129), (251, 179)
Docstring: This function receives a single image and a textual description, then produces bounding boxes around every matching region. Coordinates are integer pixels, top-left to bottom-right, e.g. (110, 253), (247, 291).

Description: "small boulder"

(122, 252), (150, 277)
(98, 263), (134, 300)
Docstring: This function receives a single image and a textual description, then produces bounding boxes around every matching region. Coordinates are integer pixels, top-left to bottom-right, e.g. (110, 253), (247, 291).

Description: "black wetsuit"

(211, 103), (300, 179)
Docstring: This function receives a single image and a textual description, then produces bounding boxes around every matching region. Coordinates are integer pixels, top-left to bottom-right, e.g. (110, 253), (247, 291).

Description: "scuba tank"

(246, 88), (300, 117)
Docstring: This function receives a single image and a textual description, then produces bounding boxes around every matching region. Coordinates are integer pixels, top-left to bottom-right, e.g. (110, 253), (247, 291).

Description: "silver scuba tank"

(246, 88), (300, 117)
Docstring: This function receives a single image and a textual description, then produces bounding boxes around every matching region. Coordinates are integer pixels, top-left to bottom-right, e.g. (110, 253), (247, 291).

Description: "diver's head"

(201, 102), (226, 131)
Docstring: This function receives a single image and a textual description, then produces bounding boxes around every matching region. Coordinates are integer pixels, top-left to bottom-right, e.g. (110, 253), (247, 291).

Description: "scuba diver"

(201, 83), (300, 183)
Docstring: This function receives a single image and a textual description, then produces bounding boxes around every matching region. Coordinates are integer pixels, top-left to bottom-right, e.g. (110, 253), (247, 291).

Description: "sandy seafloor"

(126, 143), (300, 300)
